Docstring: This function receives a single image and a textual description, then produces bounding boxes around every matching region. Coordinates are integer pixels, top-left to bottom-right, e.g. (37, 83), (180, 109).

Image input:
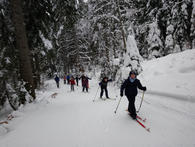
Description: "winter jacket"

(67, 75), (70, 80)
(120, 78), (146, 96)
(70, 79), (76, 85)
(99, 77), (112, 89)
(55, 76), (60, 83)
(75, 77), (79, 81)
(81, 76), (91, 87)
(82, 78), (88, 87)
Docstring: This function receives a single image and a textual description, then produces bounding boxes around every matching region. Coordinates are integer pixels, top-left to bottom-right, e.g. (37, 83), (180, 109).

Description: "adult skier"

(66, 75), (70, 84)
(99, 77), (112, 99)
(75, 75), (79, 86)
(64, 75), (66, 84)
(54, 75), (60, 88)
(120, 71), (146, 119)
(81, 75), (91, 92)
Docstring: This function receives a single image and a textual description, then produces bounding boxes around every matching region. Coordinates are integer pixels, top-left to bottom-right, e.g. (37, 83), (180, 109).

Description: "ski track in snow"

(146, 90), (195, 103)
(0, 79), (195, 147)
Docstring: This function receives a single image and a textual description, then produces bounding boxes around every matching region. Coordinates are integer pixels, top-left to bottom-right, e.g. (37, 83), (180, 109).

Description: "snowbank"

(139, 49), (195, 100)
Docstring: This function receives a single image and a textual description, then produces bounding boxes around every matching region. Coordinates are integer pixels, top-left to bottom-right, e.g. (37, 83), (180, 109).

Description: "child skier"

(70, 76), (75, 91)
(54, 75), (60, 88)
(99, 77), (112, 99)
(120, 71), (146, 119)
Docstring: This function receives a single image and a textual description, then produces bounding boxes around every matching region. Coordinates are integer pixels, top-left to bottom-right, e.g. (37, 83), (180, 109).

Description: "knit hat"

(129, 70), (137, 76)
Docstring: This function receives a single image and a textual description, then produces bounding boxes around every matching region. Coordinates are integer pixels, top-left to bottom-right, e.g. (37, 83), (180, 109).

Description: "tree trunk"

(116, 0), (126, 51)
(11, 0), (35, 100)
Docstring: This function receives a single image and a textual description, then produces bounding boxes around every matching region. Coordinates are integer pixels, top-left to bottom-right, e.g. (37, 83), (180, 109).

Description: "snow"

(113, 58), (120, 66)
(39, 31), (53, 50)
(0, 49), (195, 146)
(121, 26), (143, 79)
(139, 49), (195, 98)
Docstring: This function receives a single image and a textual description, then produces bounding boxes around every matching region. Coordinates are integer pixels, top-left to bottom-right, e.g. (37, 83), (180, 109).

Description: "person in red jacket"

(70, 76), (76, 91)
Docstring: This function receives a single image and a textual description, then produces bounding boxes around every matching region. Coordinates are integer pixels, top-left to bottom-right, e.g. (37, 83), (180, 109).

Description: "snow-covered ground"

(0, 49), (195, 147)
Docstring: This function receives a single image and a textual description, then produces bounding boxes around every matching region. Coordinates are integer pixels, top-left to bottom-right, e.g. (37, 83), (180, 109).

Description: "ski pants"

(126, 95), (136, 118)
(56, 82), (59, 88)
(100, 87), (109, 98)
(82, 86), (88, 92)
(71, 85), (74, 91)
(67, 79), (70, 84)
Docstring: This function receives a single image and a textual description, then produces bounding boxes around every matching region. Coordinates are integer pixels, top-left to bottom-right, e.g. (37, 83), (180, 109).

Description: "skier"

(70, 76), (76, 91)
(75, 75), (79, 86)
(99, 77), (112, 99)
(120, 71), (146, 119)
(66, 75), (70, 84)
(54, 75), (60, 88)
(64, 75), (66, 84)
(81, 75), (91, 92)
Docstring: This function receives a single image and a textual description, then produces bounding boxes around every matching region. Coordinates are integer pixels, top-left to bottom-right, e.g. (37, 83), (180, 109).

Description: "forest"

(0, 0), (194, 111)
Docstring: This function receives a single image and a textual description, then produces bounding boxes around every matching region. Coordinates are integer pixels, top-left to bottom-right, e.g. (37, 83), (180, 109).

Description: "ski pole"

(93, 86), (100, 102)
(137, 91), (145, 113)
(114, 96), (122, 114)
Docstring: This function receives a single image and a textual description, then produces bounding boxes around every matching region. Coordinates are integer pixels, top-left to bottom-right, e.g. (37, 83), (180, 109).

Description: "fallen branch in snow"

(0, 121), (8, 125)
(51, 93), (58, 98)
(0, 114), (14, 125)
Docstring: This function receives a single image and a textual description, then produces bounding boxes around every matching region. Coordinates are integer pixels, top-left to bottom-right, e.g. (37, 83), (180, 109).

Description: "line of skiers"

(55, 74), (91, 92)
(54, 70), (147, 120)
(63, 75), (80, 86)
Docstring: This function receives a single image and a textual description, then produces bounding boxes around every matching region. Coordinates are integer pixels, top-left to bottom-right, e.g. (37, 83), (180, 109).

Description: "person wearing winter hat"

(99, 77), (112, 99)
(54, 75), (60, 88)
(120, 70), (146, 119)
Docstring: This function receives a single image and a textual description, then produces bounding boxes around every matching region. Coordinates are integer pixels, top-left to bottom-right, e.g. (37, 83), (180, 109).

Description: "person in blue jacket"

(54, 75), (60, 88)
(120, 71), (146, 119)
(66, 75), (70, 84)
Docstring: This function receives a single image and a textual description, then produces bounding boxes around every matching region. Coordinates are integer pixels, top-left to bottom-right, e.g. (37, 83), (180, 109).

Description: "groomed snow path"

(0, 78), (195, 147)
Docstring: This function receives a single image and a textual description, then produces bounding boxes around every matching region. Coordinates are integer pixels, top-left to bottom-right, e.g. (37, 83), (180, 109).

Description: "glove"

(143, 86), (147, 91)
(120, 93), (123, 97)
(99, 82), (101, 86)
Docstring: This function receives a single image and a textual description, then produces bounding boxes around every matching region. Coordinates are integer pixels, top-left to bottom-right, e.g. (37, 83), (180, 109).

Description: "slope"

(0, 49), (195, 147)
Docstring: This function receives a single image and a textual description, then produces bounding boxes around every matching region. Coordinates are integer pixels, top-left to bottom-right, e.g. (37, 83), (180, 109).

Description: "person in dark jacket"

(99, 77), (112, 99)
(54, 75), (60, 88)
(75, 75), (79, 86)
(64, 75), (66, 84)
(120, 71), (146, 119)
(81, 75), (91, 92)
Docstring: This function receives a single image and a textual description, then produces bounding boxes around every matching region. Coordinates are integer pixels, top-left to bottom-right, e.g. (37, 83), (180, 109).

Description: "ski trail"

(0, 79), (195, 147)
(145, 90), (195, 103)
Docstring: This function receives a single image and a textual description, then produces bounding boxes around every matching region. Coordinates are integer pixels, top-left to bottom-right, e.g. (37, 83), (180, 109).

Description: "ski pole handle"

(114, 96), (122, 114)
